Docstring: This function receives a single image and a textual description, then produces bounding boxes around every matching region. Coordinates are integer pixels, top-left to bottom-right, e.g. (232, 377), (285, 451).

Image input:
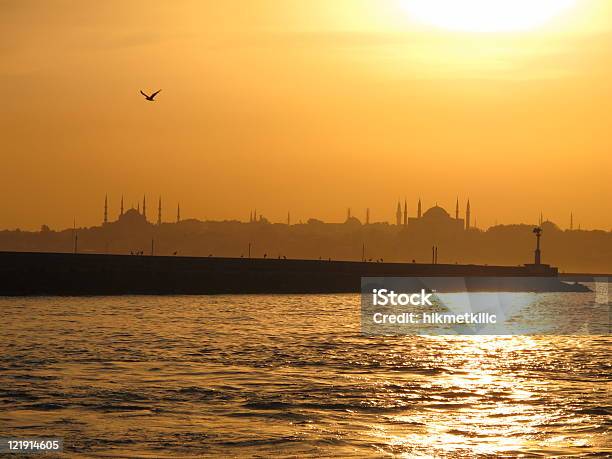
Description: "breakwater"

(0, 251), (581, 296)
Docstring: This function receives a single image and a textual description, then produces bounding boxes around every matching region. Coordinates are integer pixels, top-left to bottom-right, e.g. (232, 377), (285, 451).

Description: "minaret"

(103, 194), (108, 224)
(142, 195), (147, 221)
(539, 212), (543, 226)
(570, 212), (573, 230)
(287, 212), (291, 226)
(137, 202), (140, 213)
(455, 197), (459, 220)
(157, 197), (162, 226)
(347, 208), (351, 220)
(396, 201), (402, 226)
(176, 203), (181, 223)
(120, 196), (124, 217)
(403, 199), (408, 225)
(466, 200), (471, 230)
(366, 208), (370, 225)
(417, 198), (422, 219)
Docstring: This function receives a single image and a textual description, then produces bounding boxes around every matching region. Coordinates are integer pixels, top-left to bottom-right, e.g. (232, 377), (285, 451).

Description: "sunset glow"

(0, 2), (611, 458)
(399, 0), (577, 32)
(1, 0), (610, 231)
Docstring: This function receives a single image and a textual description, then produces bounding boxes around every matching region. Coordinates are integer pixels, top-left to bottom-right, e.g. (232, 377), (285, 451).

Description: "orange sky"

(1, 0), (611, 230)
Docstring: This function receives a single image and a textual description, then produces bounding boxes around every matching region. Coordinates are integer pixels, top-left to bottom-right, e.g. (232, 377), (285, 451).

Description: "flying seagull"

(140, 89), (162, 101)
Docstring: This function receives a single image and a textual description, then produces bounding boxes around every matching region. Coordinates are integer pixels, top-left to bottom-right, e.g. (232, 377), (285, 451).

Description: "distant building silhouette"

(390, 198), (471, 233)
(103, 195), (108, 225)
(408, 204), (465, 233)
(142, 195), (147, 221)
(177, 203), (181, 223)
(157, 197), (162, 226)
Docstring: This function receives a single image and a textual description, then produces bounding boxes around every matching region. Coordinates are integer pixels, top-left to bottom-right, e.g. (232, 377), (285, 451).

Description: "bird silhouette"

(140, 89), (162, 101)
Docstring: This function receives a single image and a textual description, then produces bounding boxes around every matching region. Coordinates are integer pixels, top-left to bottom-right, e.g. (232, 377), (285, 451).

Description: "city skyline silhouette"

(1, 194), (610, 273)
(3, 193), (605, 233)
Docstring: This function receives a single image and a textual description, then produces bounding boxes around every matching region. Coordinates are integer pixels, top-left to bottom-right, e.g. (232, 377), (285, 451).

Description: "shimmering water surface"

(0, 294), (610, 457)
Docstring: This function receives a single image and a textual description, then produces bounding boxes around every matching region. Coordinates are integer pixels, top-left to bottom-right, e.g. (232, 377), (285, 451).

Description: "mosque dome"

(344, 216), (362, 226)
(422, 206), (450, 219)
(118, 208), (148, 224)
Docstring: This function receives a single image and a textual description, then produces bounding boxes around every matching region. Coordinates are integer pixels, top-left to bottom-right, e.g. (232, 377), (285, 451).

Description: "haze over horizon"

(2, 0), (611, 231)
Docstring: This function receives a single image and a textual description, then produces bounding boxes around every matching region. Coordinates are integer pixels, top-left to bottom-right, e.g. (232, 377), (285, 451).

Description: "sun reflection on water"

(362, 335), (604, 456)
